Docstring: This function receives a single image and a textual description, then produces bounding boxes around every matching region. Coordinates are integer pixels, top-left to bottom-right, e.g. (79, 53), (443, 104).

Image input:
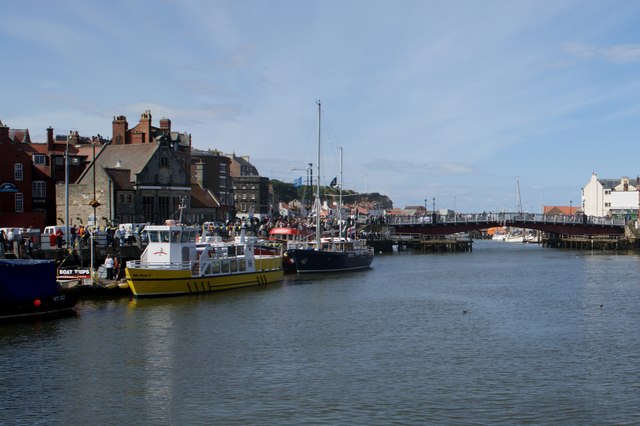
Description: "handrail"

(387, 212), (626, 227)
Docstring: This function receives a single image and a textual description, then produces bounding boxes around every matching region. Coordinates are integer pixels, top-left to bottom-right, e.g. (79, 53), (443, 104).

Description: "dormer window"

(32, 154), (46, 165)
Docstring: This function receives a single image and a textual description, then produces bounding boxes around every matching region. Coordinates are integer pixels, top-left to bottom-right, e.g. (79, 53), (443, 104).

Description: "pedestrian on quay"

(55, 228), (64, 249)
(105, 254), (114, 280)
(7, 229), (14, 253)
(0, 230), (5, 257)
(113, 256), (120, 280)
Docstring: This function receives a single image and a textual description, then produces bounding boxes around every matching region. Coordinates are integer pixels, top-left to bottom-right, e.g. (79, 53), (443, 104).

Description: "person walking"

(105, 255), (114, 280)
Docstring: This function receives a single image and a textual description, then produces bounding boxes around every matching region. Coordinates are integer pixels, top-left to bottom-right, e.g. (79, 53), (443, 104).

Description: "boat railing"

(126, 260), (192, 270)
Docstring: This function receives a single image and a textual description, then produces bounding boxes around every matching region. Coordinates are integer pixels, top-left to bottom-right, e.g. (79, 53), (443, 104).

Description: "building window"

(604, 190), (611, 195)
(142, 196), (154, 222)
(219, 163), (227, 172)
(242, 193), (247, 200)
(241, 202), (247, 212)
(14, 163), (23, 181)
(605, 202), (611, 207)
(32, 181), (46, 198)
(15, 193), (24, 212)
(55, 157), (64, 166)
(33, 154), (46, 165)
(251, 194), (256, 200)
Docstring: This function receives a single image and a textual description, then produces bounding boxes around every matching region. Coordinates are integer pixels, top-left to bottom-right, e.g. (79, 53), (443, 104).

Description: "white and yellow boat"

(125, 221), (284, 297)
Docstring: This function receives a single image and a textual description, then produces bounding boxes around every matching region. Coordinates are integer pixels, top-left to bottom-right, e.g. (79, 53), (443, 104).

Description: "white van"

(42, 226), (70, 237)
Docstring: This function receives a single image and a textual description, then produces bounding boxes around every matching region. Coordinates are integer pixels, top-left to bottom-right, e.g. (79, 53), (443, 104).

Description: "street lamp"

(424, 198), (427, 214)
(432, 197), (436, 223)
(570, 200), (573, 217)
(65, 134), (70, 247)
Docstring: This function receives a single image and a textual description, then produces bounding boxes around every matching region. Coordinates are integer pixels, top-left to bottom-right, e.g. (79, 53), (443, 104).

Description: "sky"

(2, 0), (640, 213)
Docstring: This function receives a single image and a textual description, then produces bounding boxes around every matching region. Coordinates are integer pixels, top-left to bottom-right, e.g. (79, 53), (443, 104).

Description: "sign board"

(0, 182), (18, 193)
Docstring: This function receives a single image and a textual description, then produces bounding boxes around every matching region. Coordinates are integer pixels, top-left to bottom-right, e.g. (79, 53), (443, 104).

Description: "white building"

(581, 173), (640, 217)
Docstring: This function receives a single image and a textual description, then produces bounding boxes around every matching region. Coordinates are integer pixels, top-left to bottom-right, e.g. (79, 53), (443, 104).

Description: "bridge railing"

(387, 212), (626, 227)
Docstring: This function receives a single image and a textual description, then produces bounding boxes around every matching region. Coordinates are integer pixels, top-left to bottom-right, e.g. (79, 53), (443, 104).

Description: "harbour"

(2, 240), (639, 425)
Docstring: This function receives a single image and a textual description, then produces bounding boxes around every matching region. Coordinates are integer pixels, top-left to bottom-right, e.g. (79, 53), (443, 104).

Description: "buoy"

(33, 299), (41, 307)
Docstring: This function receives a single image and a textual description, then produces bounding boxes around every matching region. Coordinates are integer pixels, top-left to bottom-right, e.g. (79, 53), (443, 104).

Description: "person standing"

(113, 257), (120, 280)
(7, 229), (14, 254)
(105, 255), (114, 280)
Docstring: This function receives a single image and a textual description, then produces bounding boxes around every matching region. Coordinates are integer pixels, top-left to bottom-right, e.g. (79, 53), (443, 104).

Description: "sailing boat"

(285, 101), (374, 273)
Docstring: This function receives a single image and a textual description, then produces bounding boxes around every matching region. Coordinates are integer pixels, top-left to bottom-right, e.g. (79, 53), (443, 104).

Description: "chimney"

(0, 121), (8, 143)
(160, 118), (171, 133)
(47, 127), (54, 150)
(112, 115), (128, 145)
(69, 130), (79, 145)
(139, 110), (152, 143)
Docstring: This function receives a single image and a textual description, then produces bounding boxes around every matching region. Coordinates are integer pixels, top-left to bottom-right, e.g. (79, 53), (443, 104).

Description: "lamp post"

(570, 200), (572, 217)
(432, 197), (436, 224)
(424, 198), (427, 215)
(89, 139), (101, 283)
(65, 134), (70, 247)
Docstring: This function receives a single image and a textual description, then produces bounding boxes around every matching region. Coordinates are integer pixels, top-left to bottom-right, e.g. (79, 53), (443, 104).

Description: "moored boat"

(269, 227), (314, 272)
(125, 221), (284, 297)
(286, 237), (374, 273)
(1, 259), (79, 321)
(286, 101), (374, 274)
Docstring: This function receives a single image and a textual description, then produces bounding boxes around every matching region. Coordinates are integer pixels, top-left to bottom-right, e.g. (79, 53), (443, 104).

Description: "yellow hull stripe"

(126, 268), (284, 297)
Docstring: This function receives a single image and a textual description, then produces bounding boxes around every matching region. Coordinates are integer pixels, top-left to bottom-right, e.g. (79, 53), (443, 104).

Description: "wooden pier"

(541, 234), (635, 250)
(365, 233), (472, 253)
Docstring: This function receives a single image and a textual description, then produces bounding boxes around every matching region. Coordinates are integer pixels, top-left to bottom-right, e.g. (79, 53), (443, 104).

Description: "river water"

(1, 241), (639, 425)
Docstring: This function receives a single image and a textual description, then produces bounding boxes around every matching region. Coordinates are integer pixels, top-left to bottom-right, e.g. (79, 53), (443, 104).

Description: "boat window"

(161, 231), (170, 242)
(221, 259), (230, 274)
(148, 231), (159, 243)
(171, 231), (180, 243)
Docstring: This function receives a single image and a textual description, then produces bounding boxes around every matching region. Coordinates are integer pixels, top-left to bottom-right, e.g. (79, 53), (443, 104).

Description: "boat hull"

(286, 248), (373, 273)
(126, 267), (283, 297)
(1, 259), (79, 321)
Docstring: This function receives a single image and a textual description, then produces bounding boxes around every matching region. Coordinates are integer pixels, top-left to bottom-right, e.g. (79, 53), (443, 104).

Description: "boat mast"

(516, 176), (523, 213)
(315, 100), (321, 247)
(338, 146), (343, 240)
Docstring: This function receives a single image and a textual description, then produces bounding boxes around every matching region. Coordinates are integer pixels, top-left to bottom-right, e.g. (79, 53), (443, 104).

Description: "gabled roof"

(77, 143), (159, 184)
(104, 168), (134, 191)
(190, 183), (220, 208)
(8, 129), (31, 143)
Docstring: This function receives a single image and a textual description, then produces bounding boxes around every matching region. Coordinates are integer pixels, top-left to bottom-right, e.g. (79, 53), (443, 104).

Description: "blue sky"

(2, 0), (640, 213)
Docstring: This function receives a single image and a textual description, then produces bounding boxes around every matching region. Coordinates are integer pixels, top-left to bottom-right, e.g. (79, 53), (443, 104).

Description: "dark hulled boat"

(1, 259), (78, 321)
(285, 101), (374, 274)
(286, 237), (373, 273)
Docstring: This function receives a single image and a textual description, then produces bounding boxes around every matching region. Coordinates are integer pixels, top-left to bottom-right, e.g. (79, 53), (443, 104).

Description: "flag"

(330, 177), (337, 188)
(293, 177), (303, 188)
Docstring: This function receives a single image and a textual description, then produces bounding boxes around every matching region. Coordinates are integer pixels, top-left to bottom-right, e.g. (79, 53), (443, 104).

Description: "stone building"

(58, 140), (192, 227)
(191, 149), (234, 221)
(225, 153), (273, 219)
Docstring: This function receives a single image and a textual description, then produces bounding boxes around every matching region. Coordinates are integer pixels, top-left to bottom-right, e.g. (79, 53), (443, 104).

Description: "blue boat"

(0, 259), (79, 321)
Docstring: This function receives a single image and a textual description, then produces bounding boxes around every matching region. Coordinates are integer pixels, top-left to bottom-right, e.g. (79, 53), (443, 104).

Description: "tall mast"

(316, 100), (321, 247)
(338, 146), (343, 240)
(516, 176), (523, 213)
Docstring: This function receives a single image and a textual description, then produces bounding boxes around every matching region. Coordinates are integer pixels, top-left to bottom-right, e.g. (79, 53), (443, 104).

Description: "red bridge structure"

(387, 212), (627, 237)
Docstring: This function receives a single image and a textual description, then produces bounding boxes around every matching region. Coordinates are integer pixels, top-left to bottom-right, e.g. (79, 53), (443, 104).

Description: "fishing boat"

(1, 259), (79, 321)
(285, 101), (374, 273)
(125, 220), (284, 297)
(269, 227), (314, 272)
